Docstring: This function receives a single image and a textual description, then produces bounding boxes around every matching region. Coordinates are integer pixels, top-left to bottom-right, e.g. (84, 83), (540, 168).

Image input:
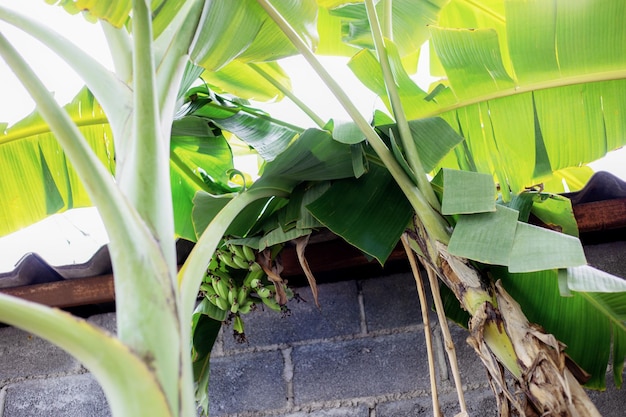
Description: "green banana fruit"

(228, 243), (247, 262)
(211, 275), (230, 300)
(200, 283), (216, 298)
(227, 284), (237, 306)
(213, 294), (230, 311)
(255, 286), (272, 299)
(233, 314), (245, 334)
(242, 244), (256, 263)
(237, 285), (250, 306)
(231, 253), (250, 270)
(217, 251), (240, 270)
(261, 296), (281, 313)
(238, 300), (255, 314)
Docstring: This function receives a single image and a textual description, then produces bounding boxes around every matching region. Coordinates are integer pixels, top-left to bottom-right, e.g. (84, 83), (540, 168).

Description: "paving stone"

(208, 350), (287, 416)
(292, 331), (430, 405)
(361, 273), (427, 332)
(0, 326), (81, 382)
(2, 374), (110, 417)
(222, 280), (361, 351)
(277, 406), (369, 417)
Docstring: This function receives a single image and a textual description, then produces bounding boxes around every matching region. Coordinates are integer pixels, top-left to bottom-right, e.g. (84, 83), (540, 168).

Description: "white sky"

(0, 2), (624, 271)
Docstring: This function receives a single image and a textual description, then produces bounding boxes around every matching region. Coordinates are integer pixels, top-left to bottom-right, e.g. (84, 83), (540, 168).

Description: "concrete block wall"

(0, 272), (624, 416)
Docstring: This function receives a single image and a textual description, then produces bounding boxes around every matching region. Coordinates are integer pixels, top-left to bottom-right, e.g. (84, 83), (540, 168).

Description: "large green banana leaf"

(0, 88), (113, 236)
(349, 0), (626, 194)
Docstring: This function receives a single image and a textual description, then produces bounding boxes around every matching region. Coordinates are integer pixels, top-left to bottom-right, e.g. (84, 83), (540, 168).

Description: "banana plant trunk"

(422, 237), (602, 417)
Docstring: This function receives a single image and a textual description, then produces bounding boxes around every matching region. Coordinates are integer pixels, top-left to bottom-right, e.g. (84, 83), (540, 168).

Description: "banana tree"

(1, 1), (626, 417)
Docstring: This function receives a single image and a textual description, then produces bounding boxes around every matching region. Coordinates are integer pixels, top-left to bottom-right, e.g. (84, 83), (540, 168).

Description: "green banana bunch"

(199, 241), (295, 342)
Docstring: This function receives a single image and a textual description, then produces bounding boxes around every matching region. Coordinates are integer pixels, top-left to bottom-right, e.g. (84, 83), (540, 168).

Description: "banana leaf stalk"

(401, 234), (444, 417)
(257, 1), (603, 415)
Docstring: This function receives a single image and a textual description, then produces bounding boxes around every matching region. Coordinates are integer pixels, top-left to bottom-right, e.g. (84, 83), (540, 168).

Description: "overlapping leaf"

(317, 0), (448, 58)
(190, 0), (318, 71)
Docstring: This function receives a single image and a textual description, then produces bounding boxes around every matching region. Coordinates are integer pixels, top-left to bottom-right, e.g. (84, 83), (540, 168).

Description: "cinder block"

(361, 273), (427, 332)
(87, 313), (117, 334)
(208, 350), (287, 416)
(0, 326), (81, 382)
(374, 396), (433, 416)
(277, 406), (370, 417)
(584, 241), (626, 278)
(292, 332), (430, 405)
(375, 390), (497, 417)
(222, 280), (361, 351)
(2, 373), (110, 417)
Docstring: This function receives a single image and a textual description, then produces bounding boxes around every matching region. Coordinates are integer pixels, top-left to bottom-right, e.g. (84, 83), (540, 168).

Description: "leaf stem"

(364, 0), (441, 211)
(249, 62), (326, 129)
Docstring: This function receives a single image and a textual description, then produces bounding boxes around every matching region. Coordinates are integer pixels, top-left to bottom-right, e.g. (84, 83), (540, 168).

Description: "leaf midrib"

(0, 116), (110, 145)
(420, 68), (626, 118)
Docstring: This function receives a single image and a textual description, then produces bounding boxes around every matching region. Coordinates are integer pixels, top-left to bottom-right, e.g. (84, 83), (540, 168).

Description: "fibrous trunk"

(433, 243), (602, 417)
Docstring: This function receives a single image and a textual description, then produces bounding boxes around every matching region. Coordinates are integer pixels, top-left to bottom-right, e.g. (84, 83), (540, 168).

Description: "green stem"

(364, 0), (441, 211)
(123, 0), (177, 274)
(101, 20), (132, 83)
(255, 0), (449, 244)
(155, 0), (204, 131)
(249, 62), (326, 129)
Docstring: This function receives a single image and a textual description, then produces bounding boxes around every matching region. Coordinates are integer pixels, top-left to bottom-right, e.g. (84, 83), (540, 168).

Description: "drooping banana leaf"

(306, 163), (413, 264)
(179, 86), (302, 161)
(192, 128), (359, 241)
